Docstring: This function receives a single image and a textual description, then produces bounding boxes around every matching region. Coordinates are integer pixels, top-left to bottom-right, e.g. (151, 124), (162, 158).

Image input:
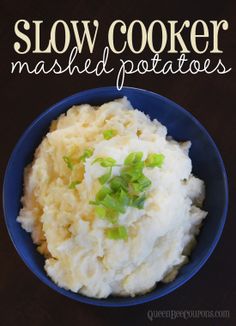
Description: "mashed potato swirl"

(17, 97), (207, 298)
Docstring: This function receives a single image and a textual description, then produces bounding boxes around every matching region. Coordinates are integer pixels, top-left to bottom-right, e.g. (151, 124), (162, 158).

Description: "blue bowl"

(3, 87), (228, 307)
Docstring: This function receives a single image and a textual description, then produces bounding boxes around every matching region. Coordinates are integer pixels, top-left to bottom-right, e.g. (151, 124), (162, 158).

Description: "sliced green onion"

(99, 167), (112, 185)
(92, 157), (103, 165)
(106, 209), (119, 224)
(63, 156), (74, 170)
(106, 225), (128, 240)
(116, 189), (130, 207)
(121, 161), (144, 182)
(92, 157), (117, 167)
(145, 153), (165, 168)
(103, 129), (117, 140)
(95, 206), (118, 224)
(68, 180), (81, 189)
(124, 152), (143, 165)
(95, 186), (112, 201)
(91, 151), (156, 229)
(110, 176), (128, 192)
(130, 194), (146, 209)
(95, 206), (106, 219)
(101, 194), (125, 213)
(79, 148), (94, 162)
(89, 200), (99, 205)
(100, 157), (117, 167)
(130, 175), (151, 193)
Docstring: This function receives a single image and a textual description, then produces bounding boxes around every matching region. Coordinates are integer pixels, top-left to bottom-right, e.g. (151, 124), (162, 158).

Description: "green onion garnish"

(99, 167), (112, 185)
(121, 161), (144, 182)
(110, 176), (128, 192)
(124, 152), (143, 165)
(106, 225), (128, 240)
(145, 153), (165, 168)
(95, 206), (106, 219)
(92, 157), (117, 167)
(95, 186), (112, 201)
(116, 189), (130, 207)
(89, 151), (165, 240)
(63, 156), (74, 170)
(106, 209), (119, 224)
(89, 200), (99, 205)
(95, 207), (118, 224)
(79, 148), (94, 162)
(130, 175), (151, 193)
(101, 194), (126, 213)
(103, 129), (118, 140)
(68, 180), (81, 189)
(130, 194), (146, 209)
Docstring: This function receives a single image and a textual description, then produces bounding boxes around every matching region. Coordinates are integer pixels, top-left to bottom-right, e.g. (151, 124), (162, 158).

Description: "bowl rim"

(3, 86), (229, 307)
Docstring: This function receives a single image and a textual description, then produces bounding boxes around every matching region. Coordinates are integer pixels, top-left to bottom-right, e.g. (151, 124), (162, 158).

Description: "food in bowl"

(17, 97), (207, 298)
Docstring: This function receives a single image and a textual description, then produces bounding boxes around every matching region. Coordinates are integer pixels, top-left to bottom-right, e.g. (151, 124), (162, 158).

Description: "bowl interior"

(3, 87), (228, 307)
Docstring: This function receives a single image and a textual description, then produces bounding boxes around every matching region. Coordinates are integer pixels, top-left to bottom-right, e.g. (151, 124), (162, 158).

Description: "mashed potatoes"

(17, 97), (207, 298)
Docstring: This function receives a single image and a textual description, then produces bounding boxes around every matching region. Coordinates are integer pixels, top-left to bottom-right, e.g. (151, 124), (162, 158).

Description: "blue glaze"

(3, 87), (228, 307)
